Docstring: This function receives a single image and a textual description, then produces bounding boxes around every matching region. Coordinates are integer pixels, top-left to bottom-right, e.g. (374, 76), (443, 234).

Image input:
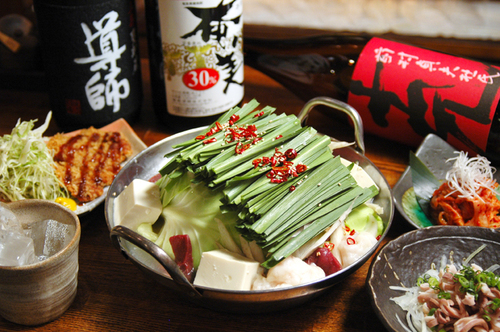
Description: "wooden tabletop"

(0, 27), (434, 331)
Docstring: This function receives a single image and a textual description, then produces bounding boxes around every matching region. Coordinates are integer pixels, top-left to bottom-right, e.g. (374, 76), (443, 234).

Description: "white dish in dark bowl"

(366, 225), (500, 332)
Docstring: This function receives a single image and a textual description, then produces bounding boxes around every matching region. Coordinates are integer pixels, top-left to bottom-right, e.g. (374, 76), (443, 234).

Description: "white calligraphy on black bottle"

(74, 11), (130, 113)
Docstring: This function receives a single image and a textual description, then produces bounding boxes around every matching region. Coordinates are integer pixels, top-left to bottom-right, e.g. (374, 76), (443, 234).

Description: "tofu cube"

(114, 179), (162, 230)
(341, 158), (377, 189)
(193, 249), (260, 291)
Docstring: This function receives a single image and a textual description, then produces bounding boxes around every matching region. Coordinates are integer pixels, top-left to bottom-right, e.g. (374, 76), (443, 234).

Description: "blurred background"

(1, 0), (499, 90)
(244, 0), (500, 40)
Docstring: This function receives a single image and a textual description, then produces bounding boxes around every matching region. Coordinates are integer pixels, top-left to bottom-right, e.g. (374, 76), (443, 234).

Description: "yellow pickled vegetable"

(55, 197), (77, 211)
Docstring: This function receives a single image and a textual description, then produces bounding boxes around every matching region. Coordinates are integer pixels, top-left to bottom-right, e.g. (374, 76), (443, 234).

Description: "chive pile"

(157, 100), (379, 268)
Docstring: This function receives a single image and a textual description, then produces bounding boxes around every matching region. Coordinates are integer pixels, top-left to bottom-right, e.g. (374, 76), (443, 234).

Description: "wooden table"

(1, 36), (422, 331)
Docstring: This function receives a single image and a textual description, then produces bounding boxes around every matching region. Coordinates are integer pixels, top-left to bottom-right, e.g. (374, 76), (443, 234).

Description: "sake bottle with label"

(33, 0), (143, 130)
(244, 34), (500, 164)
(145, 0), (244, 132)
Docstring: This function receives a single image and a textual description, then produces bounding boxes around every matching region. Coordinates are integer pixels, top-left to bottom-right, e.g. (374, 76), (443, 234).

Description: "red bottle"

(244, 34), (500, 164)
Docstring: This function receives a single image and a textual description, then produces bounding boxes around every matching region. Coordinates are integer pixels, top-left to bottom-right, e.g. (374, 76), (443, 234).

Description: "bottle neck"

(244, 33), (371, 55)
(244, 34), (371, 103)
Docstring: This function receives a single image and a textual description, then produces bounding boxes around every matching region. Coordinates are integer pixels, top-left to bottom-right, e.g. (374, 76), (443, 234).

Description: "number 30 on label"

(183, 68), (219, 91)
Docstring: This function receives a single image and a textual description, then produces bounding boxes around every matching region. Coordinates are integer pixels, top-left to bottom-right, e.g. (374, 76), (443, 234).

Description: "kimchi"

(429, 152), (500, 228)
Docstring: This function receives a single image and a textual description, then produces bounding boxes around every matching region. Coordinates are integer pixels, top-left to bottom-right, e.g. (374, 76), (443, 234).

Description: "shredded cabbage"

(0, 112), (68, 202)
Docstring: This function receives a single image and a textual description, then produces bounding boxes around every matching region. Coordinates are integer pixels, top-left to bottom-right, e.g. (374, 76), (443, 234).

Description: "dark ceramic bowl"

(366, 226), (500, 332)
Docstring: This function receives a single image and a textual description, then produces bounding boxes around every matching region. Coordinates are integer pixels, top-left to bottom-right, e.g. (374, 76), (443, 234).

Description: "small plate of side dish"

(393, 133), (500, 229)
(55, 118), (147, 215)
(0, 114), (146, 215)
(367, 226), (500, 332)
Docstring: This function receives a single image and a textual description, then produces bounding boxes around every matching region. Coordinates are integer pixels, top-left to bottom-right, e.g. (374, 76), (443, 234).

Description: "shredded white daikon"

(444, 151), (497, 201)
(390, 285), (429, 332)
(390, 255), (446, 332)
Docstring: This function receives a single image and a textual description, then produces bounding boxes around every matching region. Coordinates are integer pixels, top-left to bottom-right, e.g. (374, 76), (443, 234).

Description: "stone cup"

(0, 199), (81, 326)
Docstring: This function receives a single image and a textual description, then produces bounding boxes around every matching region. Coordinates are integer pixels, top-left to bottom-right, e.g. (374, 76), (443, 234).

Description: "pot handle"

(110, 225), (202, 298)
(297, 97), (365, 155)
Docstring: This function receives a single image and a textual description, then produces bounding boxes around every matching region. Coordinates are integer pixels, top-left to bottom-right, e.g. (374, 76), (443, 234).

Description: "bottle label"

(348, 37), (500, 154)
(158, 0), (244, 117)
(74, 10), (133, 113)
(34, 0), (142, 128)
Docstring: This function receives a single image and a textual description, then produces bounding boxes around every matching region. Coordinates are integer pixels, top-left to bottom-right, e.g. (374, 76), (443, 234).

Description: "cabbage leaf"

(138, 171), (240, 268)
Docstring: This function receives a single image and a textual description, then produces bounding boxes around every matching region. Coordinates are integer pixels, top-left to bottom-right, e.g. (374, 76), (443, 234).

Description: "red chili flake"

(345, 226), (351, 232)
(239, 126), (257, 140)
(275, 135), (283, 140)
(254, 147), (308, 184)
(203, 138), (217, 144)
(289, 185), (296, 192)
(205, 122), (223, 137)
(252, 158), (262, 168)
(272, 166), (288, 172)
(235, 142), (242, 154)
(229, 114), (240, 125)
(296, 164), (307, 173)
(252, 137), (262, 145)
(376, 235), (381, 241)
(285, 149), (297, 159)
(324, 242), (335, 250)
(235, 142), (251, 154)
(266, 171), (276, 178)
(230, 128), (240, 136)
(346, 238), (356, 245)
(254, 111), (264, 118)
(349, 229), (356, 236)
(196, 135), (206, 140)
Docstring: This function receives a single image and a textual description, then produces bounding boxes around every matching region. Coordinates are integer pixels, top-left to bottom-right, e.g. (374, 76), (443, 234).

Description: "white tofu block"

(193, 249), (260, 291)
(340, 158), (378, 189)
(114, 179), (162, 230)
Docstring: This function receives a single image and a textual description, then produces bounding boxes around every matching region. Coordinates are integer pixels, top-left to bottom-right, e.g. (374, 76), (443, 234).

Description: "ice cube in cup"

(0, 230), (36, 266)
(0, 199), (81, 325)
(23, 219), (48, 258)
(0, 202), (22, 233)
(42, 219), (74, 258)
